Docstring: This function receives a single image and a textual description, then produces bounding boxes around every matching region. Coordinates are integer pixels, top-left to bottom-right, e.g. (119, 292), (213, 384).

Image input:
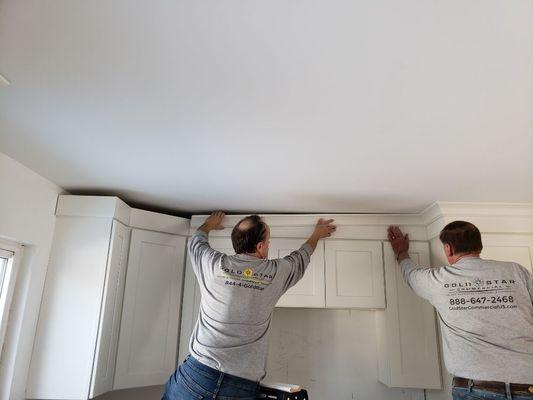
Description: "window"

(0, 241), (23, 357)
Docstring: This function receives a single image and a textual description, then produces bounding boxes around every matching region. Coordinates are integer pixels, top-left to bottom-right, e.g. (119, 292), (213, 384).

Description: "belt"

(453, 377), (533, 395)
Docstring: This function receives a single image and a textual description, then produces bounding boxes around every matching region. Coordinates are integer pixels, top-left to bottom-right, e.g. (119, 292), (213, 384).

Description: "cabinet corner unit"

(26, 196), (189, 399)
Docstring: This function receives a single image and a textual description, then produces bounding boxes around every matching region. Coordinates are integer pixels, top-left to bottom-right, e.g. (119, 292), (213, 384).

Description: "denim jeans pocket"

(177, 372), (206, 399)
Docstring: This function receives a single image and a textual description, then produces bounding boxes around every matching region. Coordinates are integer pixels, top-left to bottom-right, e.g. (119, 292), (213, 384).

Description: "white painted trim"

(190, 213), (426, 229)
(129, 208), (189, 236)
(0, 240), (24, 364)
(0, 239), (24, 255)
(191, 203), (533, 241)
(56, 195), (131, 225)
(55, 196), (191, 235)
(190, 214), (429, 240)
(0, 249), (14, 258)
(421, 202), (533, 239)
(433, 202), (533, 217)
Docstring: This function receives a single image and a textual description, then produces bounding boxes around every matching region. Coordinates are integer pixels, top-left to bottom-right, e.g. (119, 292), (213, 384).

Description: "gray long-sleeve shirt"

(187, 231), (313, 381)
(400, 256), (533, 383)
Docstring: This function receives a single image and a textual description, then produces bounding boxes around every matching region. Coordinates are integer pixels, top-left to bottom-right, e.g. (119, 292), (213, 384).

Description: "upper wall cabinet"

(272, 238), (326, 308)
(114, 229), (186, 389)
(325, 240), (385, 309)
(178, 255), (202, 364)
(376, 242), (441, 389)
(27, 218), (131, 399)
(27, 196), (190, 400)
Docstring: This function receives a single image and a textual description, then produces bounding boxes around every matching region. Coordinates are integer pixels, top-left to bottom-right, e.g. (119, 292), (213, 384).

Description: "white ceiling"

(1, 0), (532, 214)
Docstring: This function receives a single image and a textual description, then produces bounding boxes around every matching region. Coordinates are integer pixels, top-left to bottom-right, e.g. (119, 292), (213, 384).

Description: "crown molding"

(129, 208), (189, 236)
(421, 202), (533, 239)
(56, 196), (533, 240)
(55, 195), (190, 235)
(56, 195), (131, 225)
(190, 213), (428, 241)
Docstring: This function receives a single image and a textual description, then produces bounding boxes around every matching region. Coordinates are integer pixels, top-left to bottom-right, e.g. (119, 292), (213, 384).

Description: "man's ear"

(444, 243), (453, 257)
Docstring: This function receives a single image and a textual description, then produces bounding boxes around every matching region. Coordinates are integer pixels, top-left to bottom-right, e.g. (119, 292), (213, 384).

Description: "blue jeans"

(453, 387), (533, 400)
(162, 355), (260, 400)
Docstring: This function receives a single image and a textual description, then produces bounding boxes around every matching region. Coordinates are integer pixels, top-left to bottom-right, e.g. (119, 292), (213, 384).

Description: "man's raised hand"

(313, 218), (337, 239)
(199, 211), (226, 233)
(387, 226), (409, 260)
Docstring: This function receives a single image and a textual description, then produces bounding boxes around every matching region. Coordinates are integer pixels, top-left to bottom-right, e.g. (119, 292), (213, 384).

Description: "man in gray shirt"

(388, 221), (533, 400)
(163, 212), (336, 400)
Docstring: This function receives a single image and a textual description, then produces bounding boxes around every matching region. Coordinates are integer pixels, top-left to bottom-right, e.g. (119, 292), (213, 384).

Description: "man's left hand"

(199, 211), (226, 233)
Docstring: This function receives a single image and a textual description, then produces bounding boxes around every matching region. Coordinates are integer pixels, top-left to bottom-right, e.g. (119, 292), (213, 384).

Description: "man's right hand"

(306, 218), (336, 250)
(313, 218), (336, 239)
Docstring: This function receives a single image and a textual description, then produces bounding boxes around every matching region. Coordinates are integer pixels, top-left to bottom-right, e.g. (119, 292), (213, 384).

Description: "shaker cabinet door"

(114, 229), (186, 389)
(325, 240), (385, 309)
(272, 238), (325, 308)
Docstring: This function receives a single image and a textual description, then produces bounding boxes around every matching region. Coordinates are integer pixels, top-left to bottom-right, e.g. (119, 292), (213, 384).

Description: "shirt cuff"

(301, 243), (314, 255)
(194, 230), (209, 238)
(399, 257), (416, 269)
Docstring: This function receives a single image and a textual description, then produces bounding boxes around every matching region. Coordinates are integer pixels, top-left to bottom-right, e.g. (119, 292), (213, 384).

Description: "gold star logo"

(244, 268), (253, 277)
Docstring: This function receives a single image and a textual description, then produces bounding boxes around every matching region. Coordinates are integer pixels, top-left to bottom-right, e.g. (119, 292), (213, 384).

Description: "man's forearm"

(397, 251), (410, 262)
(198, 223), (211, 234)
(305, 233), (320, 251)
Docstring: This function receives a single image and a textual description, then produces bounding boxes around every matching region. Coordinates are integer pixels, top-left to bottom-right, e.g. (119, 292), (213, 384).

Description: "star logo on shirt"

(244, 268), (253, 277)
(473, 278), (483, 286)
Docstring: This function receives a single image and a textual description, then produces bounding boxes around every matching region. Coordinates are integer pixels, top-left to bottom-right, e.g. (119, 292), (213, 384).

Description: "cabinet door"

(271, 238), (325, 308)
(325, 240), (385, 308)
(481, 234), (533, 273)
(376, 242), (441, 389)
(90, 221), (131, 397)
(177, 237), (234, 363)
(177, 256), (201, 363)
(114, 230), (186, 389)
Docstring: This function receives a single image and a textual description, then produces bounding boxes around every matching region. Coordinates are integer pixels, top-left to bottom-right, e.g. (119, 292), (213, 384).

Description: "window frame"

(0, 239), (23, 358)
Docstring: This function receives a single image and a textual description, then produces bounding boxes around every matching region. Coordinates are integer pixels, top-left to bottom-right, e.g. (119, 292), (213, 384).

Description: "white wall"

(0, 152), (64, 400)
(266, 309), (425, 400)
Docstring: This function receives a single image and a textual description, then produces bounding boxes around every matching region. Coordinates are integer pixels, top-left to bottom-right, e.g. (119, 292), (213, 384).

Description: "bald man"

(163, 212), (336, 400)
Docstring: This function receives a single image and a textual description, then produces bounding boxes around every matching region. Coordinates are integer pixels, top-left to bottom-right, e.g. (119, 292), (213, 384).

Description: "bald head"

(236, 218), (255, 232)
(231, 215), (269, 254)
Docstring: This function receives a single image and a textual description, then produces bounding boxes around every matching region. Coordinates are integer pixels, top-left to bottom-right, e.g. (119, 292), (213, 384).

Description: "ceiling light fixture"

(0, 73), (10, 86)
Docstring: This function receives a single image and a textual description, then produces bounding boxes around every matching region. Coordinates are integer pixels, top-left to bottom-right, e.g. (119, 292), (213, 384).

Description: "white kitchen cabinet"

(376, 242), (441, 389)
(27, 196), (190, 399)
(114, 229), (186, 389)
(325, 240), (385, 309)
(271, 238), (326, 308)
(178, 256), (202, 363)
(27, 218), (131, 399)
